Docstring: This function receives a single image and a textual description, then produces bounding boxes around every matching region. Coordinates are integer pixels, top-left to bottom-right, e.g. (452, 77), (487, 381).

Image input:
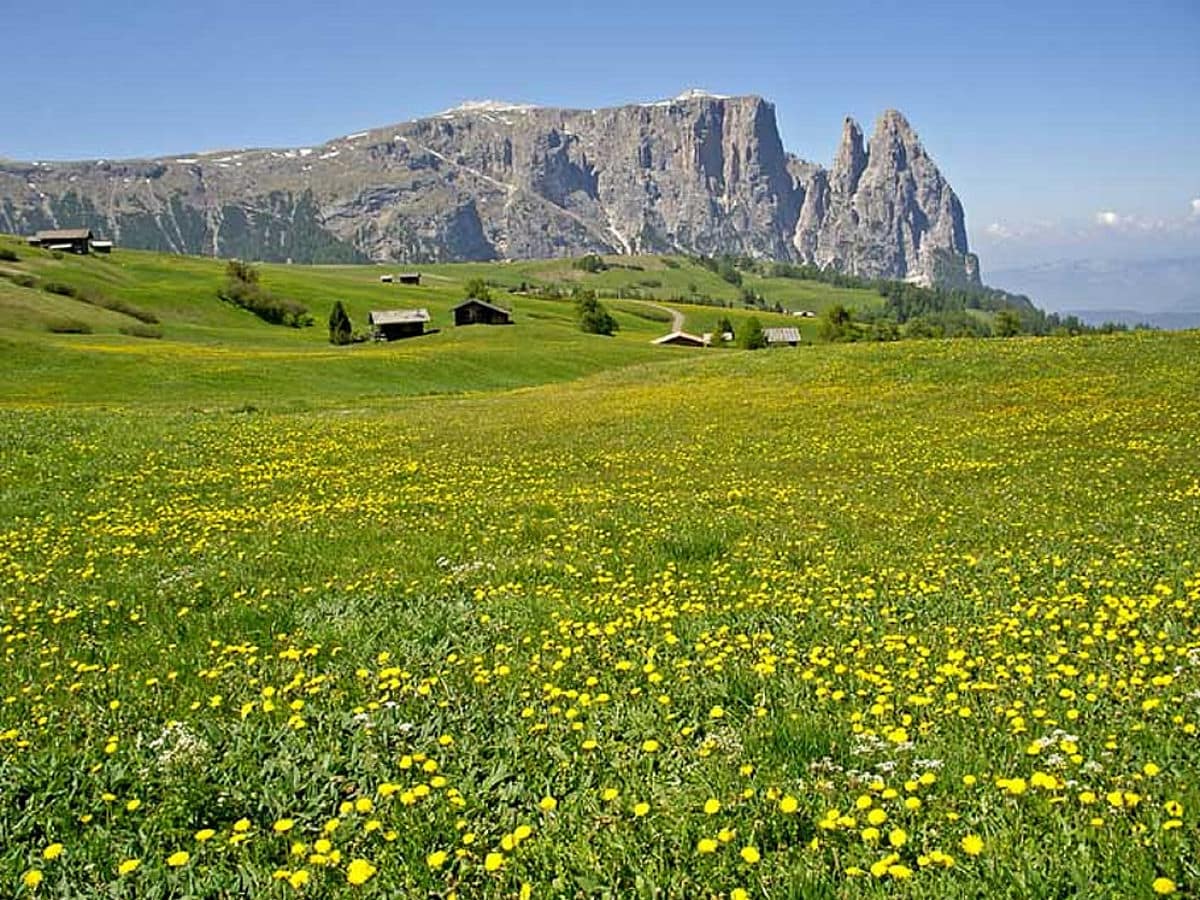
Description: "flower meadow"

(1, 333), (1198, 897)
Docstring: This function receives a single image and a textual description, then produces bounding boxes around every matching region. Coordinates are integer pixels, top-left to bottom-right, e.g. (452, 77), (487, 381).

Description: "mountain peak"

(440, 100), (539, 116)
(673, 88), (731, 102)
(875, 108), (917, 137)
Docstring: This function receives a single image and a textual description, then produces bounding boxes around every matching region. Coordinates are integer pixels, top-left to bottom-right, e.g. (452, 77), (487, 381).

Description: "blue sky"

(1, 0), (1196, 271)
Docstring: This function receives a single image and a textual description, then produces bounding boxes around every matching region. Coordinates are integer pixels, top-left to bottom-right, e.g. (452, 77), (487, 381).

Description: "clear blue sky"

(1, 0), (1196, 269)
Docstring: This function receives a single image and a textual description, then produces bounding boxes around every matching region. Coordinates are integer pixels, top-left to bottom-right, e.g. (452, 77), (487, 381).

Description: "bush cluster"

(218, 261), (311, 328)
(574, 288), (619, 336)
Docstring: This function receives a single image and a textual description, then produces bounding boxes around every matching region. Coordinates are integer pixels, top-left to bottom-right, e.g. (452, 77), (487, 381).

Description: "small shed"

(452, 298), (512, 326)
(397, 272), (421, 285)
(369, 308), (430, 341)
(652, 330), (708, 348)
(764, 327), (801, 347)
(379, 274), (394, 283)
(91, 240), (113, 254)
(30, 228), (94, 254)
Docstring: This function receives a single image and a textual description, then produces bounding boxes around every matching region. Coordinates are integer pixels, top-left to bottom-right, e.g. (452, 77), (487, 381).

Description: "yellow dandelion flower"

(22, 870), (43, 889)
(961, 834), (984, 856)
(346, 858), (377, 885)
(697, 838), (718, 854)
(1152, 878), (1177, 895)
(779, 795), (799, 814)
(166, 851), (190, 868)
(484, 852), (504, 872)
(538, 796), (557, 813)
(740, 846), (761, 864)
(632, 802), (650, 817)
(42, 844), (63, 861)
(427, 850), (448, 869)
(117, 859), (140, 876)
(704, 798), (721, 815)
(274, 818), (295, 834)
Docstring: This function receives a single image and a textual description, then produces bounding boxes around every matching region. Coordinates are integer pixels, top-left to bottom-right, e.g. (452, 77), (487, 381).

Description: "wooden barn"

(28, 228), (94, 254)
(452, 298), (512, 326)
(369, 308), (430, 341)
(764, 327), (801, 347)
(652, 331), (708, 348)
(397, 272), (421, 285)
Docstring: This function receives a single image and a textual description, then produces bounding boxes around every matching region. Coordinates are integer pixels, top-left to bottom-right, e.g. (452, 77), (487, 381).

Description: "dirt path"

(640, 301), (684, 332)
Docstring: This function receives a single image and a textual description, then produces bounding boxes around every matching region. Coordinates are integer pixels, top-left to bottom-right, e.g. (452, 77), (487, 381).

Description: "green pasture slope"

(1, 231), (1199, 897)
(0, 235), (845, 409)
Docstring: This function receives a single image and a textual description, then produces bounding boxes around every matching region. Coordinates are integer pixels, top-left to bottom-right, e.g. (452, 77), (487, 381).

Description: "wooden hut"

(396, 272), (421, 285)
(29, 228), (94, 254)
(764, 327), (801, 347)
(369, 308), (430, 341)
(452, 298), (512, 326)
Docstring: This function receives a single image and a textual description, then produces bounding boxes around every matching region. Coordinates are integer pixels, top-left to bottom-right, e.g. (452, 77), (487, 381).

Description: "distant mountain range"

(989, 256), (1200, 329)
(0, 91), (980, 287)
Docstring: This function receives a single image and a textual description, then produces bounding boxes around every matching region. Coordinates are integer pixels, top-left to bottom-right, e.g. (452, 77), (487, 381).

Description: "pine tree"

(328, 300), (352, 345)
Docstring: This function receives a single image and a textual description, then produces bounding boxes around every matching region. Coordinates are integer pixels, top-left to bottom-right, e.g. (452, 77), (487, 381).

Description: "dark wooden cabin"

(29, 228), (94, 254)
(397, 272), (421, 285)
(452, 298), (512, 326)
(369, 308), (430, 341)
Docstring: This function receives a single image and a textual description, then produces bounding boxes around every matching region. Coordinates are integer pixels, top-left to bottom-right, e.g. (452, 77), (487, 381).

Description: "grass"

(1, 231), (1198, 896)
(0, 236), (827, 410)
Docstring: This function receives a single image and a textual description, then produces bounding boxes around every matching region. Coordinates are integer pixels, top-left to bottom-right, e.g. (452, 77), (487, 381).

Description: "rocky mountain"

(0, 91), (980, 286)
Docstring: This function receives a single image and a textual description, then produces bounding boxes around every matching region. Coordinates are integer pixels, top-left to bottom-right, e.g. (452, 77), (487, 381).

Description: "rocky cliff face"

(0, 92), (980, 285)
(793, 110), (979, 286)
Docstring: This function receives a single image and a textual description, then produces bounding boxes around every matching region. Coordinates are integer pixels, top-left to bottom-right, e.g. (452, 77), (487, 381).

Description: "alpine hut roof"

(35, 228), (94, 241)
(763, 327), (801, 344)
(451, 298), (510, 316)
(368, 309), (430, 325)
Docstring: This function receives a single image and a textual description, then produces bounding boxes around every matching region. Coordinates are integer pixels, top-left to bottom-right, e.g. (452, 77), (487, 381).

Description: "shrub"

(76, 288), (159, 324)
(45, 317), (92, 334)
(463, 277), (493, 302)
(994, 309), (1022, 337)
(119, 323), (163, 339)
(43, 281), (78, 298)
(820, 304), (855, 342)
(0, 248), (19, 262)
(219, 261), (311, 328)
(575, 288), (619, 336)
(2, 272), (36, 289)
(739, 317), (767, 350)
(573, 254), (608, 273)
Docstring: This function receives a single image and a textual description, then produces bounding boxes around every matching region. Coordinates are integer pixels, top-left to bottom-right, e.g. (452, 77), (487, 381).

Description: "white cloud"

(1095, 210), (1123, 227)
(1191, 197), (1200, 217)
(985, 222), (1013, 239)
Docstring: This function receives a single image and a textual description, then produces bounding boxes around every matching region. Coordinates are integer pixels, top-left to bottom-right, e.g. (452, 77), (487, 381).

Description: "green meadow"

(1, 234), (1198, 897)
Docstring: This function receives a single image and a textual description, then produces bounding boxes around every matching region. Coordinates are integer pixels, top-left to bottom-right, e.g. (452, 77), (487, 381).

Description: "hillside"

(0, 93), (979, 286)
(0, 235), (877, 408)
